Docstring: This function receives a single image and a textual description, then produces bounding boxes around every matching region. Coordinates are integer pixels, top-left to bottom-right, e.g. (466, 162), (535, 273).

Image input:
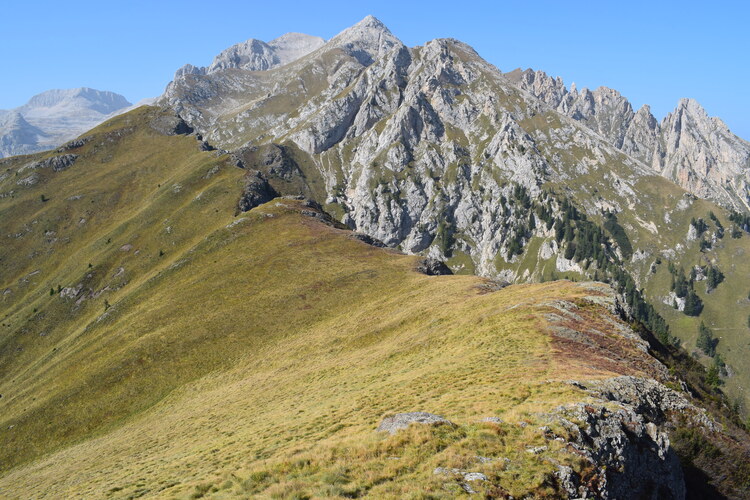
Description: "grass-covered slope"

(166, 34), (750, 414)
(0, 107), (717, 498)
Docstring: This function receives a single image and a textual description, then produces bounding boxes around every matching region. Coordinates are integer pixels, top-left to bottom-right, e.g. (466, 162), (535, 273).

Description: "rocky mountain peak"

(353, 14), (389, 31)
(326, 15), (403, 66)
(207, 38), (274, 73)
(635, 103), (654, 117)
(676, 96), (706, 114)
(657, 96), (750, 208)
(172, 15), (401, 82)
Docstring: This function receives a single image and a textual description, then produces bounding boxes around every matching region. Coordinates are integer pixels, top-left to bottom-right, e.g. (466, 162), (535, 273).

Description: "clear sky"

(2, 0), (748, 139)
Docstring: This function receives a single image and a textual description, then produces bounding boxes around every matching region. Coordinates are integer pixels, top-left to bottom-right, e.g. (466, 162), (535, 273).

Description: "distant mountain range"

(0, 88), (131, 158)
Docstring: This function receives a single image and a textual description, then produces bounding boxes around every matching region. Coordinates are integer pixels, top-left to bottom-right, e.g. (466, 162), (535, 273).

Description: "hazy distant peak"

(22, 88), (131, 115)
(0, 87), (130, 158)
(0, 111), (30, 128)
(268, 33), (326, 64)
(174, 32), (326, 81)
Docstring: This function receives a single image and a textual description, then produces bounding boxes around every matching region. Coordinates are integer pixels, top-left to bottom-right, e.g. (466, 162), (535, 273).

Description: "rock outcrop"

(415, 258), (453, 276)
(237, 171), (278, 212)
(551, 402), (685, 499)
(376, 412), (453, 434)
(581, 376), (717, 431)
(20, 154), (79, 173)
(149, 113), (193, 136)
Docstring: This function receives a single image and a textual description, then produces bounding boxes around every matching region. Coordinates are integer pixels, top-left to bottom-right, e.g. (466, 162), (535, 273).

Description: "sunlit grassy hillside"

(0, 107), (687, 498)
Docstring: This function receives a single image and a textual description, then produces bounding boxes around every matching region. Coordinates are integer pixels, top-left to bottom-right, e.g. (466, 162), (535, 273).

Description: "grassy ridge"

(0, 108), (664, 497)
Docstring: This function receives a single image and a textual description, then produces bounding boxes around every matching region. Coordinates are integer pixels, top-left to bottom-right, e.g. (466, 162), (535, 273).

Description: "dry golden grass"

(0, 108), (656, 498)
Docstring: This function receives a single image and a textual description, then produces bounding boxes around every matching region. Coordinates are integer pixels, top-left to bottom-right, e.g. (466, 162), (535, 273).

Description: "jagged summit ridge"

(170, 15), (401, 82)
(506, 67), (750, 210)
(159, 16), (750, 279)
(172, 32), (325, 79)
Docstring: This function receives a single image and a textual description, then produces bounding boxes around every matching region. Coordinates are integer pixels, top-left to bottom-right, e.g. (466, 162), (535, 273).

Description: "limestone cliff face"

(657, 98), (750, 209)
(508, 67), (750, 210)
(160, 18), (653, 279)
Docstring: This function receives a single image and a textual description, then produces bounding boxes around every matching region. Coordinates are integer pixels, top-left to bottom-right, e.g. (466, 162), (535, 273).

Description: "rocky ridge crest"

(506, 68), (750, 210)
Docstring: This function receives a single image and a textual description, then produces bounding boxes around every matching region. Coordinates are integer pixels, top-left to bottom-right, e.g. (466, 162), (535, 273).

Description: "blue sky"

(2, 0), (748, 138)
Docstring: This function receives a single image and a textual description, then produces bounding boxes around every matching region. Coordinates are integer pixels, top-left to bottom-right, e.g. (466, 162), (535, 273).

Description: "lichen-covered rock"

(21, 154), (79, 173)
(551, 402), (686, 499)
(57, 137), (91, 152)
(580, 376), (718, 432)
(376, 412), (453, 434)
(433, 468), (487, 494)
(59, 284), (83, 300)
(16, 173), (39, 186)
